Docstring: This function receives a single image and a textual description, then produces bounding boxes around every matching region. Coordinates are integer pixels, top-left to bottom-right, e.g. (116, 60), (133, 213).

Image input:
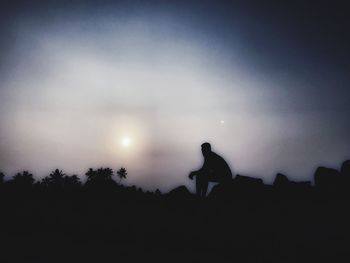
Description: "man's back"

(203, 151), (232, 183)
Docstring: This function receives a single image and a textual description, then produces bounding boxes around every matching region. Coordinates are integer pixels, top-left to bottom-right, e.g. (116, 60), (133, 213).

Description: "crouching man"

(189, 142), (233, 197)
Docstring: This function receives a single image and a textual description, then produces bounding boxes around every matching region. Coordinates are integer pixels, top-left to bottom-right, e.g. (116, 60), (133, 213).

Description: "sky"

(0, 0), (350, 191)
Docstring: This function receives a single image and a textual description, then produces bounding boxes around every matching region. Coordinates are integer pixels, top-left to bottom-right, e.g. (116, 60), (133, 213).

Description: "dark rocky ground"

(1, 162), (350, 263)
(0, 188), (349, 263)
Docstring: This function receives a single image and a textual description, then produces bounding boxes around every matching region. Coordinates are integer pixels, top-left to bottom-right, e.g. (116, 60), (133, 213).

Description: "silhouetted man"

(189, 142), (232, 197)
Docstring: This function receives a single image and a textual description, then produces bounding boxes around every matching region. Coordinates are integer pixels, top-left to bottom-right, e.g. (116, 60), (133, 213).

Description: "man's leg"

(196, 173), (209, 198)
(196, 174), (202, 197)
(201, 177), (209, 197)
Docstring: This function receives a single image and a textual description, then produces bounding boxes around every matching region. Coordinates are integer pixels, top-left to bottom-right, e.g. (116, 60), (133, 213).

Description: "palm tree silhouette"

(117, 167), (127, 183)
(85, 167), (115, 188)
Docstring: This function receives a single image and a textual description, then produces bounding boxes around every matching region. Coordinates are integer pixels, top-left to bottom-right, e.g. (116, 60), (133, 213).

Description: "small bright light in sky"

(121, 136), (132, 148)
(220, 120), (225, 124)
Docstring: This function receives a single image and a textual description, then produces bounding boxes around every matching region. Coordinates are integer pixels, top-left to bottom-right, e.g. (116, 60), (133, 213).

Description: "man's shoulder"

(211, 151), (230, 165)
(211, 151), (224, 161)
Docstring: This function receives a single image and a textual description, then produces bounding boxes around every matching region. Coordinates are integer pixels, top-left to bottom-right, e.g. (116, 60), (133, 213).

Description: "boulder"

(235, 174), (264, 187)
(167, 185), (192, 200)
(314, 167), (341, 192)
(341, 160), (350, 177)
(273, 173), (290, 188)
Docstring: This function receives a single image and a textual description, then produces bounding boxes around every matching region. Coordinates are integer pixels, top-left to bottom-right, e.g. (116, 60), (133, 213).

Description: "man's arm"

(189, 157), (213, 180)
(188, 171), (196, 180)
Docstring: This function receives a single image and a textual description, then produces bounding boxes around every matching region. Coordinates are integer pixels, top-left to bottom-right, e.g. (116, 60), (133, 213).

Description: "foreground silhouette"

(189, 142), (233, 197)
(0, 160), (350, 263)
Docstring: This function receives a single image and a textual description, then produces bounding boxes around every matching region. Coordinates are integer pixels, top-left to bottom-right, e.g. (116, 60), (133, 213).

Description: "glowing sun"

(121, 136), (132, 148)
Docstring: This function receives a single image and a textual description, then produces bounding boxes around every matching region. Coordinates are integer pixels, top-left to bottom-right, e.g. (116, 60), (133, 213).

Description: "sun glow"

(121, 136), (132, 148)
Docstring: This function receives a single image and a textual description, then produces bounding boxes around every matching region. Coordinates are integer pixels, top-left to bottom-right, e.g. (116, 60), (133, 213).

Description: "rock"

(235, 174), (264, 187)
(314, 167), (341, 192)
(167, 185), (192, 199)
(341, 160), (350, 177)
(273, 173), (290, 187)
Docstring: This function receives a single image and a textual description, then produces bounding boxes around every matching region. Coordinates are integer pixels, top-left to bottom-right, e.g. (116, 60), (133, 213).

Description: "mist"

(1, 1), (349, 191)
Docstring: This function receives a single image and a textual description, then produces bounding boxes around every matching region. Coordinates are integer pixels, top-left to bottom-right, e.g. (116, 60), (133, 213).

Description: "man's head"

(201, 142), (212, 156)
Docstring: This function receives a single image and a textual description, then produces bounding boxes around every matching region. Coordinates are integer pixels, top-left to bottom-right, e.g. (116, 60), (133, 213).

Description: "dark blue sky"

(0, 0), (349, 190)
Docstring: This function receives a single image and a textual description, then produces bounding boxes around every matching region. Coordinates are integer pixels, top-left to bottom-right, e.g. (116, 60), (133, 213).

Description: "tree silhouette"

(12, 171), (35, 187)
(64, 174), (81, 188)
(85, 167), (115, 188)
(85, 168), (96, 181)
(40, 176), (51, 188)
(117, 167), (127, 183)
(39, 171), (81, 191)
(45, 169), (66, 189)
